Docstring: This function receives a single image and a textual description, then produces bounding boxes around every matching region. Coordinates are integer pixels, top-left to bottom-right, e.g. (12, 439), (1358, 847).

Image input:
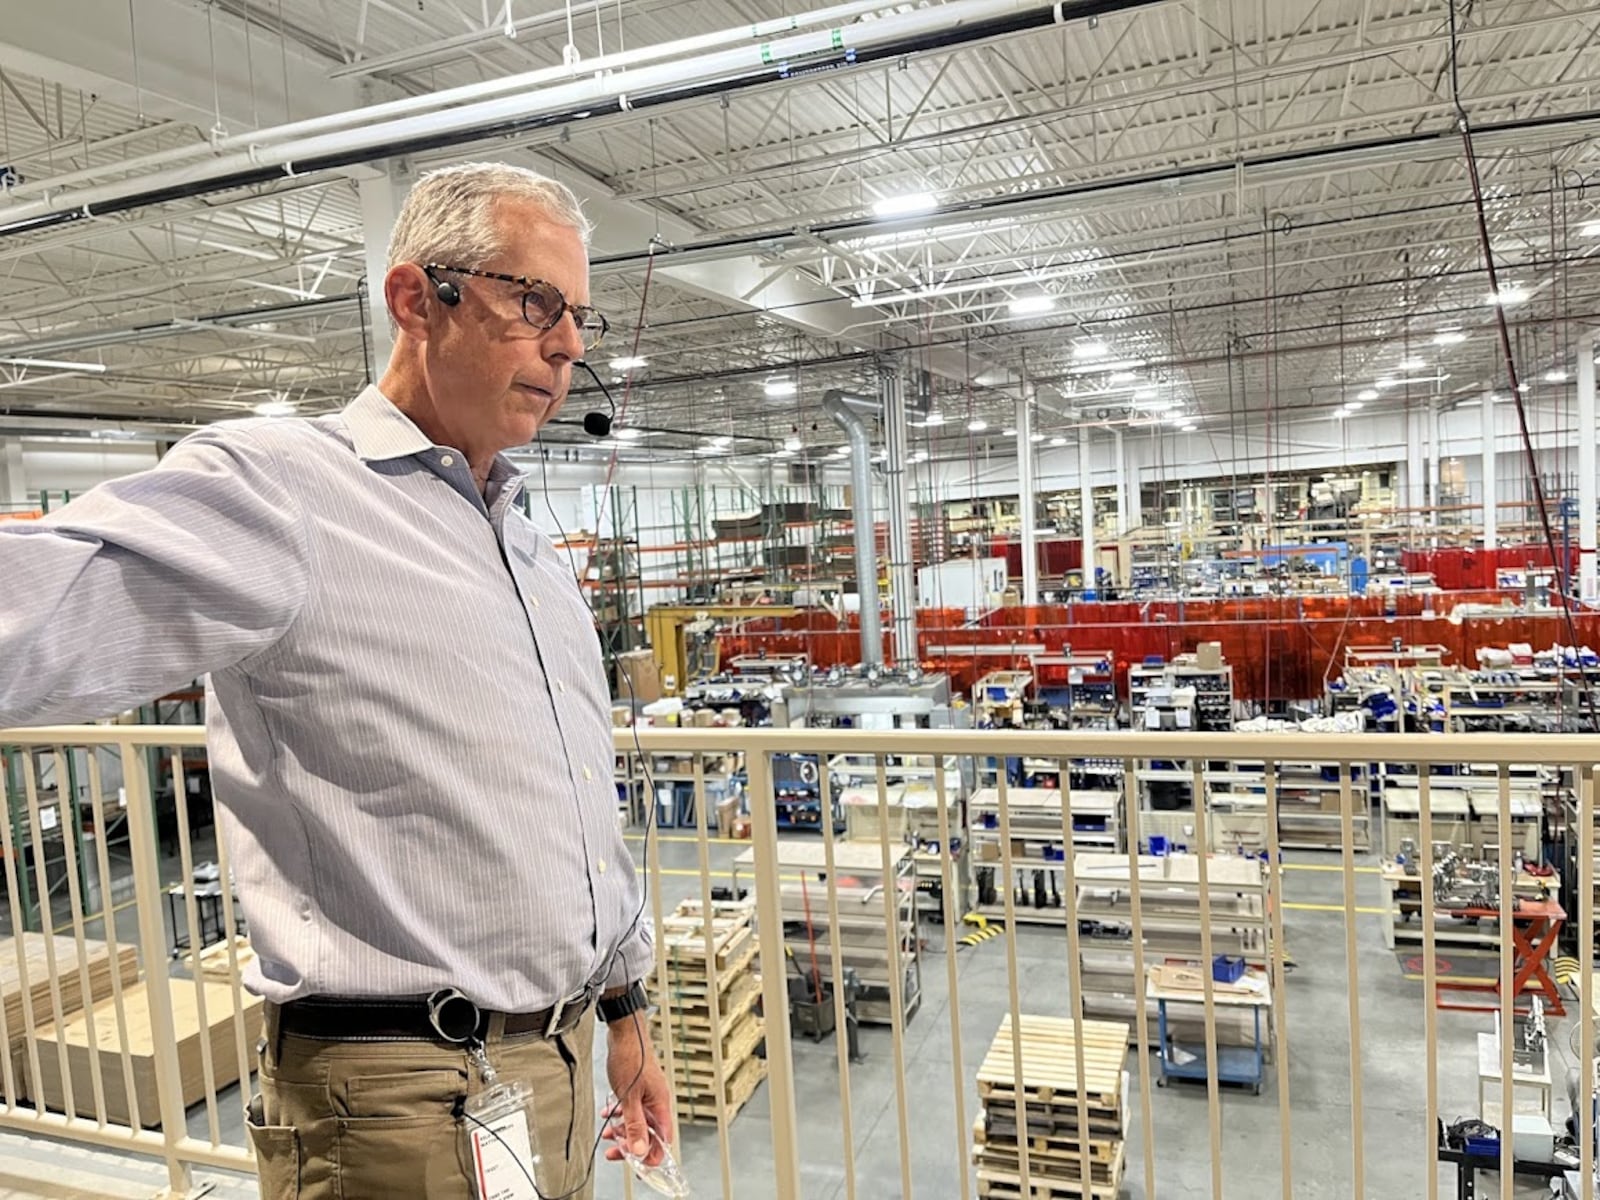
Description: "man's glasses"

(423, 263), (609, 351)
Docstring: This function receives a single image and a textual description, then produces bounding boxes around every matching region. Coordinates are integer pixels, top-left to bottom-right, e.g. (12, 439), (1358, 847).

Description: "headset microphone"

(573, 360), (615, 438)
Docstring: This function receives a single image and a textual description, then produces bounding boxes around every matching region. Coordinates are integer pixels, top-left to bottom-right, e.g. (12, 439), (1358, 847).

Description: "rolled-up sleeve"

(0, 426), (309, 727)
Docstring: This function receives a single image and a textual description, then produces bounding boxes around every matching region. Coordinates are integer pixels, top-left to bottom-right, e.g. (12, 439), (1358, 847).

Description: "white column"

(1405, 404), (1426, 521)
(1112, 429), (1127, 535)
(1579, 330), (1597, 601)
(881, 366), (917, 668)
(358, 162), (414, 379)
(0, 440), (26, 507)
(1017, 393), (1038, 605)
(1426, 397), (1441, 523)
(1481, 391), (1498, 550)
(1079, 428), (1096, 595)
(1125, 434), (1143, 531)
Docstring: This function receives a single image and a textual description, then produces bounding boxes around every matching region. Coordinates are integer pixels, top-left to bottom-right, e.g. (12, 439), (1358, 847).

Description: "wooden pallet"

(664, 1013), (764, 1082)
(671, 1052), (767, 1126)
(651, 940), (759, 1001)
(975, 1015), (1129, 1116)
(975, 1143), (1126, 1200)
(975, 1119), (1121, 1162)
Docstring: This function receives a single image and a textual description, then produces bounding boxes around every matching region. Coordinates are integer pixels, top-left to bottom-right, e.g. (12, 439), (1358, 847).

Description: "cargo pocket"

(334, 1068), (472, 1199)
(246, 1095), (302, 1199)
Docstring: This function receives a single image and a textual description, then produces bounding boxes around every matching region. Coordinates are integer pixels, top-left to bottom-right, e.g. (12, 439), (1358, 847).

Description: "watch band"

(598, 980), (649, 1024)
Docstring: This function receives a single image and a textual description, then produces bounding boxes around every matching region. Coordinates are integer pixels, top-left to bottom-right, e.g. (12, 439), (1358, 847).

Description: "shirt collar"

(343, 386), (434, 462)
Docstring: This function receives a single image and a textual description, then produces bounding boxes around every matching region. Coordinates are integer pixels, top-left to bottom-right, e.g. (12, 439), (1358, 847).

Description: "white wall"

(12, 439), (163, 501)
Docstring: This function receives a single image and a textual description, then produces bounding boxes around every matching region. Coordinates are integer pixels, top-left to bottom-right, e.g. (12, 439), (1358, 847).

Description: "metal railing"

(0, 723), (1597, 1200)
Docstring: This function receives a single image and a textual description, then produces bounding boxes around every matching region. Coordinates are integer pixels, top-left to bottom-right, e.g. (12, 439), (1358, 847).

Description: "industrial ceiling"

(1, 0), (1597, 460)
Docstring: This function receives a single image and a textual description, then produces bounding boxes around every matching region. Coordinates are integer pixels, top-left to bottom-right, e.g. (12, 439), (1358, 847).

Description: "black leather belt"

(277, 984), (597, 1043)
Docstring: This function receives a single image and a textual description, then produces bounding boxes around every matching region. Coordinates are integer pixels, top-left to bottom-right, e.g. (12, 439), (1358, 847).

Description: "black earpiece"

(434, 278), (461, 306)
(574, 360), (616, 439)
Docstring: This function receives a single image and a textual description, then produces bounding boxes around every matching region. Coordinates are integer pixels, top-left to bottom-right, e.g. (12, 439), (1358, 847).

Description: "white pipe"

(6, 0), (902, 201)
(1017, 392), (1038, 605)
(1112, 428), (1127, 536)
(1580, 329), (1597, 601)
(1079, 428), (1096, 595)
(823, 391), (883, 668)
(1481, 391), (1498, 550)
(0, 0), (1060, 227)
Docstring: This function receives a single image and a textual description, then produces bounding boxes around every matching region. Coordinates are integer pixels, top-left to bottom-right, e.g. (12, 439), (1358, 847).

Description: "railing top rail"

(6, 723), (1599, 768)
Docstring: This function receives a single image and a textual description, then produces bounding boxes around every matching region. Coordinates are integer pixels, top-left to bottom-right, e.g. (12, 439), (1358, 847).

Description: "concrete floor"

(0, 828), (1578, 1198)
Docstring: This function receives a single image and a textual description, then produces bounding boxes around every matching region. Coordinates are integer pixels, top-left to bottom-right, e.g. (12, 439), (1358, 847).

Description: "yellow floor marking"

(1283, 901), (1386, 915)
(1281, 862), (1379, 874)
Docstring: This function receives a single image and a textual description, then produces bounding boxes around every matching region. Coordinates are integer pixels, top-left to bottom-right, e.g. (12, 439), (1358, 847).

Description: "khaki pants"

(247, 1003), (597, 1200)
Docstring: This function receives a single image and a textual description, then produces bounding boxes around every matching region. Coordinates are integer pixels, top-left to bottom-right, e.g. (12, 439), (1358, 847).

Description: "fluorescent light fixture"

(871, 191), (939, 218)
(1433, 330), (1467, 345)
(1347, 400), (1364, 411)
(615, 427), (643, 440)
(1001, 427), (1017, 437)
(1066, 357), (1145, 377)
(783, 434), (803, 451)
(607, 356), (647, 371)
(1072, 341), (1108, 360)
(774, 448), (795, 457)
(833, 444), (852, 456)
(0, 356), (108, 374)
(1008, 295), (1055, 317)
(923, 411), (945, 427)
(1108, 371), (1139, 385)
(1398, 357), (1426, 371)
(763, 378), (797, 397)
(911, 449), (930, 463)
(1581, 221), (1600, 237)
(1332, 406), (1350, 418)
(1132, 388), (1158, 403)
(1049, 435), (1067, 446)
(1179, 423), (1197, 433)
(1374, 378), (1398, 390)
(709, 435), (733, 447)
(967, 419), (987, 432)
(1516, 382), (1531, 392)
(1544, 369), (1568, 383)
(1486, 284), (1527, 306)
(1029, 432), (1045, 443)
(695, 445), (728, 456)
(1357, 389), (1379, 402)
(253, 400), (296, 417)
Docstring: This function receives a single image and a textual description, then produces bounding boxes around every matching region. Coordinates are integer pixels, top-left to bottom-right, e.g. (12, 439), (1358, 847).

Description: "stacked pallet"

(648, 899), (767, 1126)
(2, 933), (141, 1067)
(973, 1013), (1129, 1200)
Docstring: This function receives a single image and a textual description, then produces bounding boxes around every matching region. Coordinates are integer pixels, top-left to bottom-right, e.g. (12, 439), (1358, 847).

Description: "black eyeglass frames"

(422, 263), (608, 351)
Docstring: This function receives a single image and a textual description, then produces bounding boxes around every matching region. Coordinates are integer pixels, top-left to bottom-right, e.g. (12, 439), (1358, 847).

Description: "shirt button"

(440, 453), (454, 467)
(557, 681), (567, 694)
(529, 594), (541, 608)
(583, 765), (593, 781)
(597, 858), (607, 874)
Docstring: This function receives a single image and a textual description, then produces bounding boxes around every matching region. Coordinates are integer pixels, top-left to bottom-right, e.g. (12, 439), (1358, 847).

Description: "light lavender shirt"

(0, 386), (650, 1010)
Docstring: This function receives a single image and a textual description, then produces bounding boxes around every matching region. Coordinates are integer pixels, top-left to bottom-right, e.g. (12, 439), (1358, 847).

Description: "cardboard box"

(615, 649), (662, 703)
(1195, 641), (1224, 670)
(716, 796), (742, 832)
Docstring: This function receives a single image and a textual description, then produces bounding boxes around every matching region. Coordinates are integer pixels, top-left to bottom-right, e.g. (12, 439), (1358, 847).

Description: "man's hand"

(601, 1012), (674, 1167)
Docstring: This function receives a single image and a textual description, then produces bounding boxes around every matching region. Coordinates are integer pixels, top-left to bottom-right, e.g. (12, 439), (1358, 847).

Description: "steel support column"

(1481, 392), (1498, 550)
(882, 366), (918, 668)
(1579, 330), (1597, 601)
(1079, 429), (1096, 595)
(1017, 393), (1038, 605)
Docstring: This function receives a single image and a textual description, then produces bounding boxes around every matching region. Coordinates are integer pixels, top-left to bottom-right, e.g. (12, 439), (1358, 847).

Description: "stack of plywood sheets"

(2, 933), (141, 1069)
(973, 1013), (1129, 1200)
(22, 976), (263, 1128)
(648, 899), (766, 1126)
(183, 935), (257, 984)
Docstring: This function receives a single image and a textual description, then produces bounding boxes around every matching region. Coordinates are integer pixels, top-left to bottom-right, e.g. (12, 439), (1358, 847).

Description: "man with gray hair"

(0, 161), (671, 1198)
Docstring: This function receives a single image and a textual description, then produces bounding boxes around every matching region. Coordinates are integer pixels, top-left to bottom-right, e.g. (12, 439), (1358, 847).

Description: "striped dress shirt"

(0, 386), (651, 1011)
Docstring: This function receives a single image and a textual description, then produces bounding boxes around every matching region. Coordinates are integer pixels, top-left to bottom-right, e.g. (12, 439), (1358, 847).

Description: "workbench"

(1433, 897), (1567, 1016)
(1146, 965), (1270, 1094)
(1476, 1031), (1552, 1125)
(1380, 862), (1560, 951)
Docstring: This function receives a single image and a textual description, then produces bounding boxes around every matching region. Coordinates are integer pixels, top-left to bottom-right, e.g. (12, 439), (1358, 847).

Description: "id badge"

(465, 1081), (539, 1200)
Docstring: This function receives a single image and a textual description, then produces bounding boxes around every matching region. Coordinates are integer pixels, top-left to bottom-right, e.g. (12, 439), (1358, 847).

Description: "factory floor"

(0, 830), (1574, 1198)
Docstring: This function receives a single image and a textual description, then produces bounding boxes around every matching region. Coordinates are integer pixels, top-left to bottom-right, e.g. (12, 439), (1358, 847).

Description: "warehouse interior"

(4, 0), (1600, 1197)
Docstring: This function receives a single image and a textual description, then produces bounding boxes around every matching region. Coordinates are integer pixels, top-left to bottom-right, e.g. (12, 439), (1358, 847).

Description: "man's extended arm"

(0, 426), (309, 727)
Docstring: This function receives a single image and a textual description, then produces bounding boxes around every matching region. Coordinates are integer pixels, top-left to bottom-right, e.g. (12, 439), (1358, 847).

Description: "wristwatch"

(597, 980), (649, 1024)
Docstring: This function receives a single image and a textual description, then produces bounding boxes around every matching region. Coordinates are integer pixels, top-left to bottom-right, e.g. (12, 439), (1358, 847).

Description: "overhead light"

(1375, 377), (1398, 390)
(1066, 357), (1145, 377)
(1029, 432), (1045, 443)
(1581, 221), (1600, 237)
(696, 444), (728, 456)
(783, 434), (802, 451)
(1433, 330), (1467, 345)
(1332, 406), (1350, 419)
(1179, 423), (1197, 433)
(923, 411), (945, 427)
(1108, 371), (1139, 385)
(774, 448), (795, 457)
(1001, 427), (1017, 437)
(911, 449), (930, 463)
(763, 378), (797, 397)
(1544, 369), (1568, 383)
(1356, 389), (1379, 402)
(1347, 401), (1364, 411)
(1486, 284), (1528, 306)
(1072, 341), (1109, 360)
(709, 435), (733, 447)
(0, 355), (108, 374)
(253, 400), (296, 417)
(871, 191), (939, 218)
(1398, 357), (1426, 371)
(615, 427), (643, 440)
(1049, 435), (1067, 446)
(1516, 382), (1531, 392)
(607, 356), (647, 371)
(1009, 295), (1056, 317)
(967, 418), (987, 432)
(833, 444), (852, 456)
(1132, 388), (1158, 403)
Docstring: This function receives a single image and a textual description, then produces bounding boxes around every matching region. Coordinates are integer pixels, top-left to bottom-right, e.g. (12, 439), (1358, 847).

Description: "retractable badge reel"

(430, 990), (560, 1200)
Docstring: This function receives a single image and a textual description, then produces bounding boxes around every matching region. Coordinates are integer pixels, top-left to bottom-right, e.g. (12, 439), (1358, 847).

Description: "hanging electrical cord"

(1447, 0), (1599, 729)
